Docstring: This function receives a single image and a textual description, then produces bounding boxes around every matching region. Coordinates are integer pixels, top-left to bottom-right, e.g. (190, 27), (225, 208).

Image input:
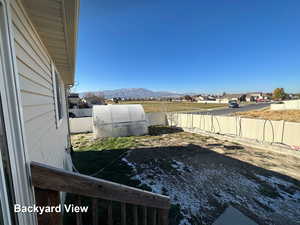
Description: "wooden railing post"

(107, 201), (113, 225)
(143, 206), (147, 225)
(133, 205), (138, 225)
(34, 188), (62, 225)
(158, 209), (168, 225)
(92, 199), (98, 225)
(153, 208), (157, 225)
(121, 202), (126, 225)
(76, 196), (82, 225)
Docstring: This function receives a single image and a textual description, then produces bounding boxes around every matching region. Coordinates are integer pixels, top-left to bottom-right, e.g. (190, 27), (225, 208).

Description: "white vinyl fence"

(69, 117), (93, 133)
(167, 113), (300, 148)
(271, 100), (300, 110)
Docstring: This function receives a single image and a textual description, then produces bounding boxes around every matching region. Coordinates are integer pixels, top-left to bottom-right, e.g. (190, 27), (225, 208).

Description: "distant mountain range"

(80, 88), (188, 99)
(79, 89), (300, 99)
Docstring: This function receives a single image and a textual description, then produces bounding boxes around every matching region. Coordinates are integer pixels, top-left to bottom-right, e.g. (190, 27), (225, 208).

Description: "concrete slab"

(213, 206), (258, 225)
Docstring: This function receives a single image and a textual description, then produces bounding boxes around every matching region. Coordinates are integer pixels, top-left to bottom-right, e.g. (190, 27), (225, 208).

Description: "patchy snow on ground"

(171, 160), (190, 173)
(255, 174), (293, 187)
(123, 156), (300, 225)
(179, 218), (192, 225)
(254, 174), (300, 221)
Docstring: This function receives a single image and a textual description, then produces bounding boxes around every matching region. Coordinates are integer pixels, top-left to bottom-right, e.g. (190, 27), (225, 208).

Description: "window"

(53, 69), (64, 126)
(56, 72), (63, 119)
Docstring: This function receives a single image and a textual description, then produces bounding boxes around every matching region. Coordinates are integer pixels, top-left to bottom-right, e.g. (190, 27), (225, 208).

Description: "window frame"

(52, 64), (64, 128)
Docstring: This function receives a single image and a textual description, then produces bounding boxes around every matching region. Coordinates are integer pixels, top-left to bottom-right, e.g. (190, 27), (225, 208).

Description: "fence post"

(211, 114), (213, 132)
(186, 113), (189, 129)
(281, 120), (285, 144)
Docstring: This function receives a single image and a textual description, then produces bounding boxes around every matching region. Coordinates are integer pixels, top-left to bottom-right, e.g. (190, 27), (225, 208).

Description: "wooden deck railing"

(31, 161), (170, 225)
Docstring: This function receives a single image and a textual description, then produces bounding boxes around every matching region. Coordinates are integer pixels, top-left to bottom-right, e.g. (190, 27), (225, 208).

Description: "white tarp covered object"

(93, 104), (148, 138)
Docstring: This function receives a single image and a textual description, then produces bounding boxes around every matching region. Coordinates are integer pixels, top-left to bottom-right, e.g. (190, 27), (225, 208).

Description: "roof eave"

(22, 0), (79, 85)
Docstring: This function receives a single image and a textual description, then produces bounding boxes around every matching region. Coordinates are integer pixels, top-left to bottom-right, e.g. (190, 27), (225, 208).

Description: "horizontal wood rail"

(31, 161), (170, 225)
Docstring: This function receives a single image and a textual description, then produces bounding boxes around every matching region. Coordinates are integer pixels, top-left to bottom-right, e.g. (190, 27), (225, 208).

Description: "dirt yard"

(71, 127), (300, 225)
(234, 108), (300, 122)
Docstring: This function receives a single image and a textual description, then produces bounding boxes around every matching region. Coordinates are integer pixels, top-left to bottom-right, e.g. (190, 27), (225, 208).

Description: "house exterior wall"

(216, 98), (230, 103)
(10, 0), (70, 169)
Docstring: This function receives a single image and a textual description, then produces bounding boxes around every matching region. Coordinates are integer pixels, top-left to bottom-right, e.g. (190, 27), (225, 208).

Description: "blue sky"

(75, 0), (300, 94)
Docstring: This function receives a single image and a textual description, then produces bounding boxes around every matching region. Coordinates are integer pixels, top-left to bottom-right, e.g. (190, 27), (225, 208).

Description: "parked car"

(228, 100), (239, 108)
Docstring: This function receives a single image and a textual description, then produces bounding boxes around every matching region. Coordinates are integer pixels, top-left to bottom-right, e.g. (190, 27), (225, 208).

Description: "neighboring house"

(196, 95), (217, 101)
(245, 92), (271, 102)
(216, 98), (231, 104)
(246, 92), (262, 102)
(68, 93), (94, 118)
(207, 95), (217, 101)
(246, 95), (255, 102)
(195, 95), (205, 101)
(196, 95), (220, 103)
(217, 94), (246, 103)
(68, 93), (81, 108)
(262, 93), (272, 101)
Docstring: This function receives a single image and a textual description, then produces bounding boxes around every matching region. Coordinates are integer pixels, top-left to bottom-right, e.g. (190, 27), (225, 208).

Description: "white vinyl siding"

(10, 0), (69, 168)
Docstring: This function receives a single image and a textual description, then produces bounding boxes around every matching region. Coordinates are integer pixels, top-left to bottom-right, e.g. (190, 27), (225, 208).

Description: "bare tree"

(82, 92), (105, 105)
(83, 91), (105, 98)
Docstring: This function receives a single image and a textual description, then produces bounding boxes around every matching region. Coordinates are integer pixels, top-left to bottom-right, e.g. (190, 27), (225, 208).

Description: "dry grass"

(71, 126), (300, 180)
(235, 108), (300, 122)
(109, 101), (226, 113)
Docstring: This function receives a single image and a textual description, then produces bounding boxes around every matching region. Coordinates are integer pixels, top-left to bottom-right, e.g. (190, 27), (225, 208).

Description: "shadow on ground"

(148, 125), (183, 136)
(66, 143), (300, 225)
